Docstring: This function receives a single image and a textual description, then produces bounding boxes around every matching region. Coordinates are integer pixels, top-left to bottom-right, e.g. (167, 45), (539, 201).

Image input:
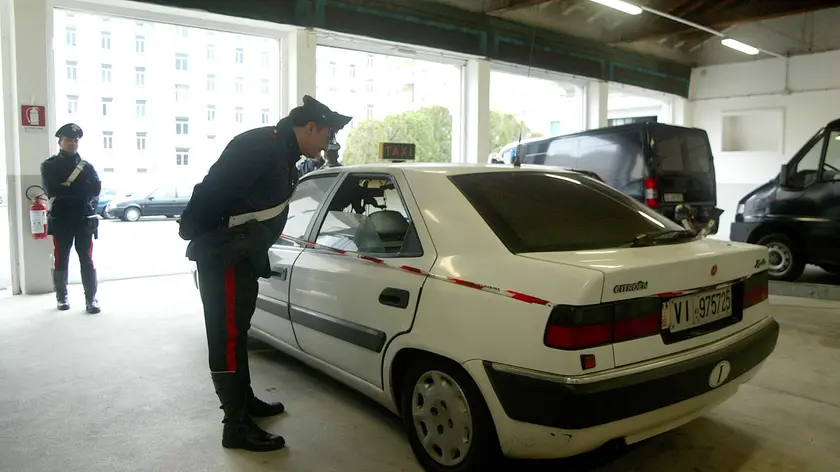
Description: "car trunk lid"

(522, 239), (770, 366)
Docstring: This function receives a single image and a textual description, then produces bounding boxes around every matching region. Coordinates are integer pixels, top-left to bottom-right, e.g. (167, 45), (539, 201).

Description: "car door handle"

(271, 267), (288, 281)
(379, 287), (410, 309)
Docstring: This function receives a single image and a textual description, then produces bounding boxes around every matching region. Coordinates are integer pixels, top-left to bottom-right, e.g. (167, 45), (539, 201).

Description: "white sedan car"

(194, 164), (778, 471)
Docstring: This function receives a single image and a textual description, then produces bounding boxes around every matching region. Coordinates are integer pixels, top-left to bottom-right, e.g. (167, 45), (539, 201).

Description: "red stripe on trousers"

(53, 237), (60, 270)
(224, 266), (238, 371)
(88, 240), (95, 270)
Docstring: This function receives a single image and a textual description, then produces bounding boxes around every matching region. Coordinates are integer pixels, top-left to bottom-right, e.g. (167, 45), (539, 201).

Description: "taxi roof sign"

(379, 142), (416, 161)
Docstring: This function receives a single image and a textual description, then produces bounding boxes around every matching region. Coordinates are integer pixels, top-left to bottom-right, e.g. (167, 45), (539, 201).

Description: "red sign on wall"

(21, 105), (46, 128)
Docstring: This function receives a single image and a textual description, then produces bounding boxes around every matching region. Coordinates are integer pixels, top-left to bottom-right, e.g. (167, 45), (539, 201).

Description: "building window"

(175, 117), (189, 135)
(235, 48), (244, 64)
(235, 77), (243, 95)
(261, 109), (270, 125)
(135, 100), (146, 118)
(101, 31), (111, 50)
(176, 148), (190, 166)
(66, 61), (77, 81)
(261, 51), (269, 67)
(175, 85), (188, 102)
(101, 98), (113, 117)
(208, 135), (216, 140)
(135, 67), (145, 87)
(67, 95), (79, 115)
(349, 65), (356, 78)
(365, 80), (373, 94)
(101, 64), (112, 83)
(329, 62), (336, 77)
(207, 105), (216, 122)
(66, 27), (76, 46)
(178, 26), (189, 37)
(103, 132), (114, 149)
(366, 105), (374, 119)
(235, 107), (243, 123)
(207, 44), (215, 61)
(175, 53), (188, 71)
(135, 35), (145, 54)
(206, 74), (215, 92)
(261, 80), (269, 96)
(136, 132), (147, 151)
(367, 54), (374, 68)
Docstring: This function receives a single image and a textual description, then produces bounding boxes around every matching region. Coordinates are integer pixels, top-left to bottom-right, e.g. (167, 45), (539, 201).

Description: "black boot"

(248, 386), (286, 418)
(52, 269), (70, 311)
(211, 372), (286, 452)
(80, 267), (101, 314)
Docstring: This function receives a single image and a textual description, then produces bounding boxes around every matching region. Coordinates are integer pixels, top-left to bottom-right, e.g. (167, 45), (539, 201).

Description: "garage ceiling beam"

(609, 0), (840, 44)
(485, 0), (555, 14)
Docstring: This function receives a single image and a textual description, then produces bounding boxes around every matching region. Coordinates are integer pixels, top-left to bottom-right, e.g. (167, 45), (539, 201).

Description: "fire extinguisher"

(26, 185), (48, 240)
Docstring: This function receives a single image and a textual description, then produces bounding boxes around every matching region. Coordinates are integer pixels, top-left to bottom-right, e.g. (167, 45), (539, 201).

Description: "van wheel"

(757, 233), (805, 281)
(400, 358), (502, 472)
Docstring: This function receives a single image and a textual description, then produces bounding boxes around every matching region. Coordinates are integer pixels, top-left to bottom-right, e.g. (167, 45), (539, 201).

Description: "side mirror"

(778, 164), (789, 188)
(148, 196), (155, 201)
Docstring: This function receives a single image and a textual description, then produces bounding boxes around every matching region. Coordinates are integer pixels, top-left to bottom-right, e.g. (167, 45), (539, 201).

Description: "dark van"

(512, 122), (723, 233)
(730, 118), (840, 281)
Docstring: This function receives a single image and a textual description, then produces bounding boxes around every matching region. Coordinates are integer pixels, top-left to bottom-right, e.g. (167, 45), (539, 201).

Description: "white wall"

(689, 49), (840, 239)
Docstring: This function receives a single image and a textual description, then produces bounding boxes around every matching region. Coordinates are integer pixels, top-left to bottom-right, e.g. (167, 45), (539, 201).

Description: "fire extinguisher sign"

(21, 105), (46, 130)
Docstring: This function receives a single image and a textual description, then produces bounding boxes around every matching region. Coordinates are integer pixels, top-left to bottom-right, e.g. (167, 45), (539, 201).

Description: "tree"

(489, 110), (541, 153)
(341, 106), (542, 165)
(343, 106), (453, 165)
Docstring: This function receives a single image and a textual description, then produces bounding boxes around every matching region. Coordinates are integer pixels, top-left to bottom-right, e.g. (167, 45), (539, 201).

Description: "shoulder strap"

(63, 160), (88, 185)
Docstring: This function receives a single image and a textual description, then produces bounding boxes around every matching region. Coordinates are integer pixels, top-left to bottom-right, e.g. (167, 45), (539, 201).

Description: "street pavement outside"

(1, 205), (190, 290)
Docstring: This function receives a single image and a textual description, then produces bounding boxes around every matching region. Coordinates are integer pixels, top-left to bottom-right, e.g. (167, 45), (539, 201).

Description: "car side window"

(275, 175), (339, 247)
(151, 188), (175, 199)
(821, 131), (840, 181)
(313, 174), (422, 258)
(789, 136), (824, 188)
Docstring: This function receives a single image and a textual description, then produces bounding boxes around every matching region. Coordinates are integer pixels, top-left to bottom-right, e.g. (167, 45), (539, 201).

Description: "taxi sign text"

(380, 142), (416, 161)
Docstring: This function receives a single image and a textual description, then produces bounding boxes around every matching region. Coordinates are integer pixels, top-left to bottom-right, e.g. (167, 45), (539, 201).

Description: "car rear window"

(651, 127), (712, 174)
(450, 171), (684, 253)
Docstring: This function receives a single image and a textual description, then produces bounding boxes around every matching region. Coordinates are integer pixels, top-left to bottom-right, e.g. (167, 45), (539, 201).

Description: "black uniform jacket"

(179, 117), (302, 275)
(40, 151), (102, 233)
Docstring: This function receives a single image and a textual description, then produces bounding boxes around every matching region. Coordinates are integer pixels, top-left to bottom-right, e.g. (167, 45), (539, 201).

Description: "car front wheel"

(123, 207), (141, 222)
(400, 357), (502, 472)
(757, 233), (805, 281)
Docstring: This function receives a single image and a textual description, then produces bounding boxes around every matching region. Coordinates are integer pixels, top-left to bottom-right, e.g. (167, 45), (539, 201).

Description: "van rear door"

(650, 126), (718, 228)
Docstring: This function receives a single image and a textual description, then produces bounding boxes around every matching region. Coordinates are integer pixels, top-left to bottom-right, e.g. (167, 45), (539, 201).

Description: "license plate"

(663, 193), (684, 203)
(662, 287), (733, 333)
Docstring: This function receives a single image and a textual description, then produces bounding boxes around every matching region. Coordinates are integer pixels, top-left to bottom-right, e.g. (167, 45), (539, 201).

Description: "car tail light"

(544, 298), (661, 350)
(743, 271), (769, 309)
(644, 177), (659, 208)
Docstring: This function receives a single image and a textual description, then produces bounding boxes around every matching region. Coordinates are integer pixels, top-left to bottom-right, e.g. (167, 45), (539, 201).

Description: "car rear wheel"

(757, 233), (805, 281)
(400, 358), (502, 472)
(123, 207), (141, 222)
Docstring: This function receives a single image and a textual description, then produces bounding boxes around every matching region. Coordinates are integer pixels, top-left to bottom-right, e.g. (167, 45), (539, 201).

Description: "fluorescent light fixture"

(589, 0), (643, 15)
(721, 38), (760, 55)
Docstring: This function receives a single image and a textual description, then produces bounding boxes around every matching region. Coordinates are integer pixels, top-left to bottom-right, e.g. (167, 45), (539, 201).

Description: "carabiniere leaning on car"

(177, 95), (352, 453)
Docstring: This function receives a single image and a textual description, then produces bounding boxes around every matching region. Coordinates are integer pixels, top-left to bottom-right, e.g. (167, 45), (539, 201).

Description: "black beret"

(291, 95), (352, 132)
(56, 123), (83, 139)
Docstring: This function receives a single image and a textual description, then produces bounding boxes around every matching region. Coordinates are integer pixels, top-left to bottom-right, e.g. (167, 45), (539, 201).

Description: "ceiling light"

(589, 0), (643, 15)
(721, 38), (760, 55)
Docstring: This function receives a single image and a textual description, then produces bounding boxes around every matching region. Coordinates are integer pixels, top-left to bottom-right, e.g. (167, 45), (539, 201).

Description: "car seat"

(368, 210), (409, 254)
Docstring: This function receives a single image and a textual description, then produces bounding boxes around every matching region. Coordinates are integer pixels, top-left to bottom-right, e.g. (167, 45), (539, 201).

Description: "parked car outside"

(104, 186), (191, 222)
(192, 163), (777, 471)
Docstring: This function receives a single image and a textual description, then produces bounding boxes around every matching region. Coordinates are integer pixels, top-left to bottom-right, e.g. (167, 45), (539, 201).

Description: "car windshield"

(450, 171), (686, 253)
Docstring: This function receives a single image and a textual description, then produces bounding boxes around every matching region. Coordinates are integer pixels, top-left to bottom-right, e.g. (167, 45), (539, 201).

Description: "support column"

(281, 28), (317, 115)
(463, 59), (490, 164)
(586, 80), (609, 130)
(2, 0), (54, 295)
(671, 97), (692, 127)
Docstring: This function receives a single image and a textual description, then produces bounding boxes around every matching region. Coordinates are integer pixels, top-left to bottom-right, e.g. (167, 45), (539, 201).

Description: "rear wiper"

(626, 229), (697, 247)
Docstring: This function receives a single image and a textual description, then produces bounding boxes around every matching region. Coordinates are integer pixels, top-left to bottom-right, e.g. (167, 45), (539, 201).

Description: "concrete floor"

(1, 275), (838, 472)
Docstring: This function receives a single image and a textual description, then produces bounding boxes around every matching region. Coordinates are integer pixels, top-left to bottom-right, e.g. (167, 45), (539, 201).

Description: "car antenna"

(512, 24), (538, 169)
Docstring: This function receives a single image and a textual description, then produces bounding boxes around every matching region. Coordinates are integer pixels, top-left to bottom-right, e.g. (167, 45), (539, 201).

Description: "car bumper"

(730, 221), (759, 242)
(104, 207), (125, 219)
(464, 317), (779, 459)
